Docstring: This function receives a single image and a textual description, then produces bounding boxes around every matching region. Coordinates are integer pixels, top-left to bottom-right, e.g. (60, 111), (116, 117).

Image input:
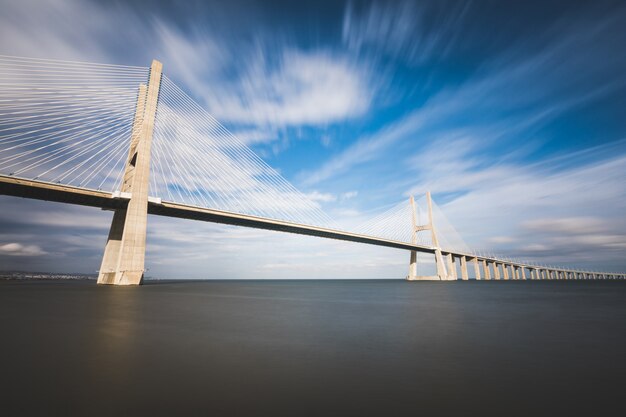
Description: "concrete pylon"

(97, 60), (162, 286)
(406, 192), (447, 281)
(427, 192), (448, 280)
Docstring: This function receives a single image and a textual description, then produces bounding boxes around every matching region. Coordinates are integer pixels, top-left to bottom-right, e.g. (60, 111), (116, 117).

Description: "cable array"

(353, 195), (471, 252)
(150, 76), (335, 227)
(0, 55), (149, 191)
(0, 55), (478, 252)
(353, 199), (433, 246)
(421, 196), (471, 253)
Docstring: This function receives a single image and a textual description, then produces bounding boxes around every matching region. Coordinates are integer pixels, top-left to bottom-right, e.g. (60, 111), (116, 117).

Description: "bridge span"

(2, 174), (623, 283)
(0, 55), (623, 284)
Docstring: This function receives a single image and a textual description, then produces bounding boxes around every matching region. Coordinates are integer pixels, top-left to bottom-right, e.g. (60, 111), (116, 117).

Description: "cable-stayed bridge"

(0, 56), (623, 285)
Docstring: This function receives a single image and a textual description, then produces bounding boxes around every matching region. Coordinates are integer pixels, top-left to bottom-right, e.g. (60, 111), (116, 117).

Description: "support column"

(520, 266), (526, 280)
(473, 257), (481, 280)
(408, 251), (417, 281)
(460, 256), (469, 280)
(503, 264), (510, 280)
(482, 259), (491, 280)
(407, 196), (417, 281)
(446, 254), (457, 280)
(493, 263), (501, 280)
(97, 60), (162, 286)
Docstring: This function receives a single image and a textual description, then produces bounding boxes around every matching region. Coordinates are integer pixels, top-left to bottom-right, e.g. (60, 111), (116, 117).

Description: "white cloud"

(342, 1), (470, 65)
(341, 191), (358, 200)
(153, 22), (229, 90)
(523, 217), (608, 235)
(204, 49), (374, 127)
(0, 0), (111, 62)
(230, 128), (279, 145)
(404, 138), (626, 268)
(304, 8), (626, 187)
(0, 0), (376, 133)
(306, 191), (337, 203)
(489, 236), (516, 244)
(299, 109), (431, 186)
(0, 243), (46, 256)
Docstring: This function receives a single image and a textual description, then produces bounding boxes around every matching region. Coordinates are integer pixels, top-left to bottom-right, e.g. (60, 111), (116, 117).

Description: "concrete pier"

(473, 258), (481, 280)
(460, 256), (469, 280)
(483, 260), (491, 280)
(493, 263), (501, 280)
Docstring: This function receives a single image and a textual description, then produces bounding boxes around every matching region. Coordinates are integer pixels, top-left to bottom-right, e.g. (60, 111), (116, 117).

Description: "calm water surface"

(1, 279), (625, 416)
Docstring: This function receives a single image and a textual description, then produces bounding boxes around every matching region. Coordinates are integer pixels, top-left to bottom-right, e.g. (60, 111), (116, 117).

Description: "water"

(1, 279), (625, 416)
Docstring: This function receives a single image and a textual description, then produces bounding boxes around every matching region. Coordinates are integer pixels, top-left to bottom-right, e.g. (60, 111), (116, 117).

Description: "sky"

(0, 0), (625, 278)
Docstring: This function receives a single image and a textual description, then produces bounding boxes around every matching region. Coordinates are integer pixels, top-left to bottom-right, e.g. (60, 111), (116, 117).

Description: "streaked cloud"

(342, 1), (470, 65)
(0, 243), (46, 257)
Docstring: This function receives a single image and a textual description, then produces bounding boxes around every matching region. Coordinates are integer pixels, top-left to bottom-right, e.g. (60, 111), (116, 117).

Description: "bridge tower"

(407, 191), (449, 281)
(97, 60), (162, 285)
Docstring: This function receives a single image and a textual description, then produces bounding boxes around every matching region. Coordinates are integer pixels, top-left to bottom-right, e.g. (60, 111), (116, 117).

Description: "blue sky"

(0, 0), (625, 278)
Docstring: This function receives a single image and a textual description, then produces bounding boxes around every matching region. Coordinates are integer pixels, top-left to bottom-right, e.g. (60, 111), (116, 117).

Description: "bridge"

(0, 55), (623, 285)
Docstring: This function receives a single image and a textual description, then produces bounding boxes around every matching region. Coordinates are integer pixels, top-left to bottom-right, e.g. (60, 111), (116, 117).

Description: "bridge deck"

(1, 174), (623, 278)
(0, 175), (435, 254)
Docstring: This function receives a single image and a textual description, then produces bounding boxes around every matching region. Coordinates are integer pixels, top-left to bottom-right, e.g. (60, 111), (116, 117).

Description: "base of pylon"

(406, 275), (441, 281)
(97, 271), (116, 285)
(97, 270), (143, 286)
